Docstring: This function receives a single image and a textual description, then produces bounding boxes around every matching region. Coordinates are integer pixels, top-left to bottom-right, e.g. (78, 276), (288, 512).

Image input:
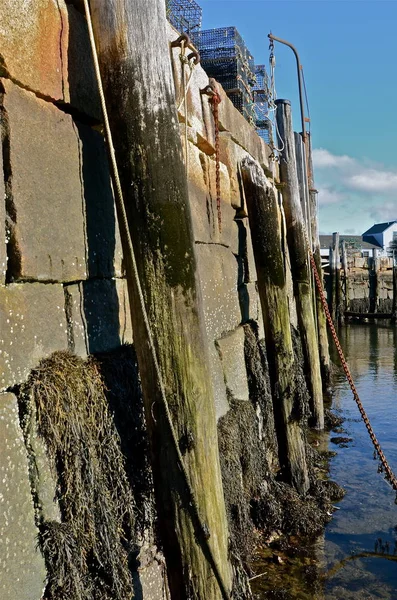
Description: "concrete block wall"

(0, 4), (283, 598)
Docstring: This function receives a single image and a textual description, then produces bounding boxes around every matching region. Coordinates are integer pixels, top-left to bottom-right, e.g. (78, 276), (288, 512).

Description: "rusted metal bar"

(171, 33), (200, 63)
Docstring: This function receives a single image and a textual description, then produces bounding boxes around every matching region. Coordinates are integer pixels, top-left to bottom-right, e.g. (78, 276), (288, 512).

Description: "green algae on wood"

(240, 157), (309, 495)
(88, 0), (232, 597)
(275, 100), (324, 430)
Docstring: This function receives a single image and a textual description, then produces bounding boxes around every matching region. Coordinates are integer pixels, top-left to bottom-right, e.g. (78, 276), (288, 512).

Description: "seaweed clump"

(19, 351), (137, 600)
(217, 323), (344, 580)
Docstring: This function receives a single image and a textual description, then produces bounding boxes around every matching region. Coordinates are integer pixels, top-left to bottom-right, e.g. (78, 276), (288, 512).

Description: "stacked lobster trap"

(191, 26), (256, 124)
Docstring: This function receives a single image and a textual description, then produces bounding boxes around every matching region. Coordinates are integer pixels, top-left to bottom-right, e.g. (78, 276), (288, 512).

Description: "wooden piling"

(330, 232), (340, 322)
(275, 100), (324, 430)
(306, 134), (331, 387)
(241, 157), (309, 494)
(369, 248), (379, 314)
(393, 250), (397, 323)
(341, 240), (349, 318)
(294, 133), (309, 227)
(88, 1), (231, 597)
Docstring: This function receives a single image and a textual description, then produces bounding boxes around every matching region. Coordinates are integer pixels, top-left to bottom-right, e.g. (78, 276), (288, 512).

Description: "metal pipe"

(269, 33), (319, 329)
(268, 33), (307, 141)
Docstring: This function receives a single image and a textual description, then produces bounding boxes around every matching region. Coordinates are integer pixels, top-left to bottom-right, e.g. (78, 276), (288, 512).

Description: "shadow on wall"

(235, 218), (250, 322)
(65, 15), (155, 598)
(67, 8), (124, 356)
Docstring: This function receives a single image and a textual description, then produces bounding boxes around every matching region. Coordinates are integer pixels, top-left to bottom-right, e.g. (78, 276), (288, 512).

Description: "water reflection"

(325, 322), (397, 599)
(251, 323), (397, 599)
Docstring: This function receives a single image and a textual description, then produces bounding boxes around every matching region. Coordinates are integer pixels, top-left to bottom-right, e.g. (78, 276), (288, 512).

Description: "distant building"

(319, 235), (379, 265)
(362, 221), (397, 257)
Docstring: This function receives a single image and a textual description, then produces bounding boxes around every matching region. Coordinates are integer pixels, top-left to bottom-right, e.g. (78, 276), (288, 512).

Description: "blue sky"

(199, 0), (397, 234)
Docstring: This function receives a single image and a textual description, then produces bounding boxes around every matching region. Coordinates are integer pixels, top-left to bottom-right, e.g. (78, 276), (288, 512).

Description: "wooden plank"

(345, 312), (393, 319)
(275, 99), (324, 430)
(241, 157), (309, 495)
(88, 1), (231, 597)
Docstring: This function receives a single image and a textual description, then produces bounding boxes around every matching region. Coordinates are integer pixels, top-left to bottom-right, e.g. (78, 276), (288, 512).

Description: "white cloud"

(369, 201), (397, 222)
(348, 170), (397, 193)
(313, 148), (397, 195)
(312, 148), (355, 169)
(313, 147), (397, 233)
(317, 187), (344, 206)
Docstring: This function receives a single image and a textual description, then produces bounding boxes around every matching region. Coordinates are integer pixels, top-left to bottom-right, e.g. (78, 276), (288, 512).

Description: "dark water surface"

(324, 323), (397, 599)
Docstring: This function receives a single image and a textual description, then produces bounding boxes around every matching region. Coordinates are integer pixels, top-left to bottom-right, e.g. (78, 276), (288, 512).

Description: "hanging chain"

(304, 228), (397, 501)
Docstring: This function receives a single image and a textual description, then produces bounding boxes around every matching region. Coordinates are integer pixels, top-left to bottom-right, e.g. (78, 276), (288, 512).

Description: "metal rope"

(82, 1), (231, 597)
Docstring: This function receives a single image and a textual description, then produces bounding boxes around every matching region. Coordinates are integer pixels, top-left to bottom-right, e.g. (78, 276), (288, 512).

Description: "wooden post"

(306, 134), (331, 387)
(275, 100), (324, 430)
(294, 132), (309, 227)
(331, 232), (340, 322)
(341, 240), (349, 317)
(369, 248), (378, 314)
(88, 2), (231, 598)
(393, 250), (397, 323)
(240, 157), (309, 494)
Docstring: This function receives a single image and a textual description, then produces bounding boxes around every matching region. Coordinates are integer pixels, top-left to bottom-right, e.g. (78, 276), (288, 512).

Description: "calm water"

(324, 323), (397, 599)
(252, 323), (397, 599)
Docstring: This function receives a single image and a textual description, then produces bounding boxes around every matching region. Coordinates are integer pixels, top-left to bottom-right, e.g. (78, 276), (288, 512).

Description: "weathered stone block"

(354, 257), (365, 269)
(216, 326), (249, 401)
(195, 244), (242, 341)
(0, 392), (46, 600)
(2, 81), (122, 282)
(187, 142), (238, 250)
(0, 140), (6, 283)
(208, 343), (229, 420)
(0, 0), (65, 101)
(65, 278), (133, 356)
(132, 545), (168, 600)
(0, 1), (100, 119)
(3, 80), (87, 282)
(215, 84), (271, 172)
(219, 133), (251, 210)
(0, 283), (68, 390)
(168, 23), (216, 154)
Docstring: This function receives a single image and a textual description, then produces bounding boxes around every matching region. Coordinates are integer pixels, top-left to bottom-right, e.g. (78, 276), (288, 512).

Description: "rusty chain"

(306, 239), (397, 500)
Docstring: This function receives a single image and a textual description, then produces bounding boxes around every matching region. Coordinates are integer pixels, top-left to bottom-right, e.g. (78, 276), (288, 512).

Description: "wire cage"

(191, 27), (256, 124)
(253, 64), (271, 143)
(166, 0), (202, 35)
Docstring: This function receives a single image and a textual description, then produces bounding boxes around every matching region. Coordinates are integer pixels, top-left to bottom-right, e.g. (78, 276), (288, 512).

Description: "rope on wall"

(82, 1), (231, 597)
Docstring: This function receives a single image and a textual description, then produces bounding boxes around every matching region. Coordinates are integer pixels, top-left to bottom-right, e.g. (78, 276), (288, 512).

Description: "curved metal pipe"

(268, 33), (307, 141)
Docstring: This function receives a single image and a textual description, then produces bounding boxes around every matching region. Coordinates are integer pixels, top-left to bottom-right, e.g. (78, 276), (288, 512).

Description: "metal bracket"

(171, 34), (201, 64)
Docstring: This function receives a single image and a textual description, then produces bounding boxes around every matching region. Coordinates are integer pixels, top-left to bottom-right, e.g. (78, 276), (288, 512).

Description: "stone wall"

(1, 3), (296, 599)
(343, 265), (394, 314)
